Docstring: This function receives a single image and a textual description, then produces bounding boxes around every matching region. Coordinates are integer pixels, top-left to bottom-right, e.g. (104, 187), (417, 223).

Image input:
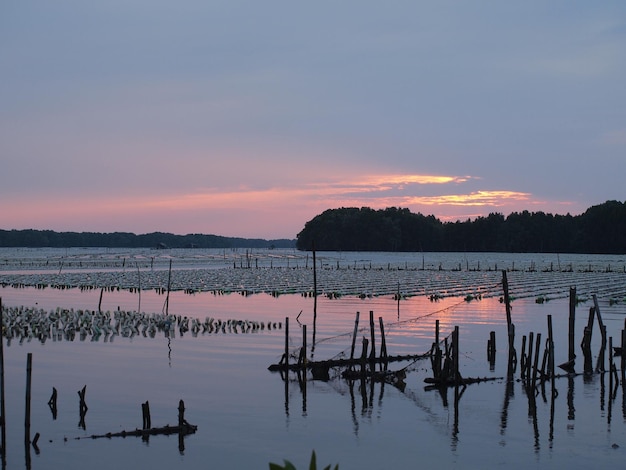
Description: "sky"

(1, 1), (625, 240)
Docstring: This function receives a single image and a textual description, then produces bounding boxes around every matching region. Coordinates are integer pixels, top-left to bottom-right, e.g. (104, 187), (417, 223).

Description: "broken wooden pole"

(78, 385), (88, 429)
(531, 333), (541, 391)
(502, 270), (516, 376)
(526, 332), (534, 387)
(164, 259), (172, 315)
(48, 387), (58, 420)
(284, 317), (289, 371)
(312, 242), (317, 320)
(0, 298), (6, 460)
(298, 325), (307, 368)
(568, 287), (576, 365)
(360, 337), (369, 376)
(142, 401), (151, 430)
(349, 312), (360, 364)
(487, 331), (496, 368)
(520, 335), (527, 379)
(25, 353), (32, 446)
(620, 319), (626, 391)
(582, 326), (593, 375)
(368, 311), (376, 361)
(593, 295), (606, 372)
(379, 317), (388, 362)
(454, 326), (460, 384)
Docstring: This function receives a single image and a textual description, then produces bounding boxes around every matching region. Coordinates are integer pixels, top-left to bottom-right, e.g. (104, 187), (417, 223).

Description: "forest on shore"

(296, 200), (626, 254)
(1, 200), (624, 253)
(0, 230), (295, 249)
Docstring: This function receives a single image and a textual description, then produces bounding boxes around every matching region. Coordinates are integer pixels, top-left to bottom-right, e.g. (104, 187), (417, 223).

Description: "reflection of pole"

(25, 353), (33, 446)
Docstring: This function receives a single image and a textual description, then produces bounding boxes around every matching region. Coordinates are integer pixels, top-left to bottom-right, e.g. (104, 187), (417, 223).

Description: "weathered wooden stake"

(593, 295), (606, 372)
(568, 287), (576, 364)
(368, 311), (376, 361)
(164, 259), (172, 315)
(142, 401), (151, 430)
(312, 242), (317, 319)
(48, 387), (58, 419)
(98, 288), (104, 314)
(379, 317), (388, 362)
(453, 326), (460, 384)
(502, 270), (516, 375)
(531, 333), (541, 391)
(0, 298), (6, 459)
(360, 337), (369, 376)
(620, 324), (626, 392)
(284, 317), (289, 371)
(349, 312), (360, 364)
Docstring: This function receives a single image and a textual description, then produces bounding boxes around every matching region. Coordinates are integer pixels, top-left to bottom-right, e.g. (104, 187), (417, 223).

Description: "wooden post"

(284, 317), (289, 371)
(178, 399), (185, 453)
(349, 312), (360, 363)
(164, 259), (172, 315)
(593, 295), (606, 372)
(312, 242), (317, 318)
(620, 319), (626, 391)
(548, 315), (555, 392)
(379, 317), (388, 361)
(396, 282), (401, 318)
(531, 333), (542, 391)
(360, 337), (369, 376)
(502, 271), (516, 375)
(98, 288), (104, 314)
(142, 401), (151, 430)
(78, 385), (88, 429)
(0, 298), (6, 459)
(25, 353), (32, 446)
(48, 387), (58, 420)
(453, 326), (460, 384)
(568, 287), (576, 364)
(368, 311), (376, 361)
(526, 332), (534, 386)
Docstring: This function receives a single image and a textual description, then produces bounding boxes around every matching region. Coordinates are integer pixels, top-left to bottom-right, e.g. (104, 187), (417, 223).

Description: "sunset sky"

(1, 2), (625, 239)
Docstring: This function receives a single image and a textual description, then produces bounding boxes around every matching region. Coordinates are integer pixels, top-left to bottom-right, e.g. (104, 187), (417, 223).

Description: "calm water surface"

(1, 250), (626, 469)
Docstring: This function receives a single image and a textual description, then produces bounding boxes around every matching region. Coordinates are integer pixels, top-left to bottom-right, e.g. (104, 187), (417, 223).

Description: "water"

(1, 249), (626, 469)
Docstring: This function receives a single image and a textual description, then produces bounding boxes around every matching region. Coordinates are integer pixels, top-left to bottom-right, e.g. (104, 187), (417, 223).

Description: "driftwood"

(75, 422), (198, 440)
(424, 375), (503, 387)
(268, 352), (429, 373)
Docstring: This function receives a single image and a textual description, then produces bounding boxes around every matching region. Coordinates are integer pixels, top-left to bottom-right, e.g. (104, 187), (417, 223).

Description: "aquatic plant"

(269, 450), (339, 470)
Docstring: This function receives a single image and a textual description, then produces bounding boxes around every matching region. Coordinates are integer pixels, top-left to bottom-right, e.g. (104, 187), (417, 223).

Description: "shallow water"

(1, 250), (626, 469)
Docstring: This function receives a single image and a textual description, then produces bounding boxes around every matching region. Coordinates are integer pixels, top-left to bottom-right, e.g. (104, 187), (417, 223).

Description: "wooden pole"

(137, 262), (142, 314)
(620, 319), (626, 391)
(502, 270), (516, 375)
(164, 259), (172, 315)
(453, 326), (460, 383)
(379, 317), (388, 362)
(368, 311), (376, 361)
(0, 298), (6, 459)
(284, 317), (289, 371)
(349, 312), (360, 363)
(593, 294), (606, 372)
(98, 288), (104, 314)
(312, 242), (317, 318)
(142, 401), (151, 430)
(568, 287), (576, 364)
(25, 353), (32, 446)
(531, 333), (541, 391)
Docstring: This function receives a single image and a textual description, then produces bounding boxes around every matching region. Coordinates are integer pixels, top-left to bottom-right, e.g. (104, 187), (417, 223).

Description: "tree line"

(295, 200), (626, 254)
(0, 230), (296, 249)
